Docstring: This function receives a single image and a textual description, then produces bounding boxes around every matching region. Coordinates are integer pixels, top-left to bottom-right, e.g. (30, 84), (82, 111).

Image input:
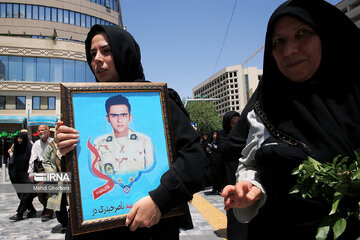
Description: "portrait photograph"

(61, 82), (176, 234)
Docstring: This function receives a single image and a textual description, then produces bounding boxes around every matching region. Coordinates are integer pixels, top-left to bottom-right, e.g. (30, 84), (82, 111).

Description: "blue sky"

(120, 0), (341, 99)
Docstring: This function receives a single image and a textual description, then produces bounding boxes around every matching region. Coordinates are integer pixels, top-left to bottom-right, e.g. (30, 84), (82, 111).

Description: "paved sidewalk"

(0, 167), (227, 240)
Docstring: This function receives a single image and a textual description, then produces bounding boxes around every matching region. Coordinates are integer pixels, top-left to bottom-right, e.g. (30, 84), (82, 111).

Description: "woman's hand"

(125, 196), (161, 231)
(55, 121), (79, 156)
(221, 181), (262, 211)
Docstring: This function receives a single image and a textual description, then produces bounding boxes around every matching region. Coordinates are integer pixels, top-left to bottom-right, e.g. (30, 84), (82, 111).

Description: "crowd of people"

(5, 0), (360, 239)
(7, 125), (67, 234)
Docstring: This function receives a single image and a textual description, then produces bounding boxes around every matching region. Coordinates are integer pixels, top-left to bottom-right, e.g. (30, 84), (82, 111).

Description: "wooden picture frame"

(60, 82), (182, 235)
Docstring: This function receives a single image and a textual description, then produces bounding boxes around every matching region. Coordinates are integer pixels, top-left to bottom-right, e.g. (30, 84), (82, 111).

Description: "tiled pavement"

(0, 166), (227, 240)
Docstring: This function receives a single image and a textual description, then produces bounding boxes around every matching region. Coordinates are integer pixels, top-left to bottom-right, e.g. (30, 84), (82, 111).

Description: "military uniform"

(92, 129), (154, 175)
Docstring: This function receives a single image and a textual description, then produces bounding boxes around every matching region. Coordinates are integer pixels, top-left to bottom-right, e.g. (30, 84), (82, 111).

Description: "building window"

(245, 74), (250, 101)
(23, 57), (36, 81)
(13, 4), (19, 18)
(0, 3), (6, 18)
(81, 13), (86, 27)
(32, 96), (40, 109)
(19, 4), (25, 18)
(26, 4), (32, 19)
(6, 3), (13, 18)
(9, 56), (22, 81)
(48, 97), (55, 110)
(58, 9), (63, 23)
(69, 11), (75, 25)
(75, 12), (80, 26)
(45, 7), (51, 21)
(0, 56), (94, 83)
(32, 5), (38, 19)
(38, 6), (44, 20)
(16, 96), (26, 109)
(0, 55), (9, 80)
(32, 96), (56, 110)
(63, 9), (69, 24)
(51, 7), (57, 22)
(0, 96), (5, 109)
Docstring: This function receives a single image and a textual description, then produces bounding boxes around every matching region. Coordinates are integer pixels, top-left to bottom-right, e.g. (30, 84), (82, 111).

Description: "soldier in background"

(93, 94), (154, 175)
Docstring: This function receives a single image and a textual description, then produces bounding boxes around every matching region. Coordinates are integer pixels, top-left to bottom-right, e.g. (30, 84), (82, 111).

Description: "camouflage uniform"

(93, 129), (154, 175)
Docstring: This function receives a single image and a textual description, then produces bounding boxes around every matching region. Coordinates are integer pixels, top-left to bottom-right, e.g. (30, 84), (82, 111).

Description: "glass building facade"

(0, 2), (116, 37)
(0, 55), (94, 83)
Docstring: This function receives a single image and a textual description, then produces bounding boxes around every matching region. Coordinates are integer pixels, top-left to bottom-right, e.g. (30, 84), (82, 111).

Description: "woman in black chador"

(221, 0), (360, 239)
(56, 24), (208, 240)
(9, 132), (36, 221)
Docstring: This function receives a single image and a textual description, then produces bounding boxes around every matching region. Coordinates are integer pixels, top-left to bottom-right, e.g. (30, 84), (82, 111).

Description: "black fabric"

(12, 132), (36, 214)
(85, 24), (145, 82)
(12, 132), (32, 182)
(220, 87), (259, 240)
(244, 0), (360, 239)
(221, 85), (260, 187)
(257, 0), (360, 162)
(67, 24), (207, 239)
(209, 111), (240, 191)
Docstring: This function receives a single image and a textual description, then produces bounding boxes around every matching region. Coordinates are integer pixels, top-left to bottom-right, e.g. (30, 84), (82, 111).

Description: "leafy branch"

(290, 153), (360, 240)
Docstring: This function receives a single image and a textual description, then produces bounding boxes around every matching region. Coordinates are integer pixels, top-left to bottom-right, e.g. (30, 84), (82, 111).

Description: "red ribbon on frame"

(87, 139), (115, 199)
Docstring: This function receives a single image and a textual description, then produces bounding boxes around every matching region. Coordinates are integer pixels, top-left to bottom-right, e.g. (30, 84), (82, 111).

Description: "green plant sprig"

(290, 153), (360, 240)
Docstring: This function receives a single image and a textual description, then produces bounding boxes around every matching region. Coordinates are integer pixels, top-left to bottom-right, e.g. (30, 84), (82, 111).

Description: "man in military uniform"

(92, 94), (154, 175)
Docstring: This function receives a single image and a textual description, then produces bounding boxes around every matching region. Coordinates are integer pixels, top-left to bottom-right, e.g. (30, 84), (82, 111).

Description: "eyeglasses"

(108, 113), (129, 119)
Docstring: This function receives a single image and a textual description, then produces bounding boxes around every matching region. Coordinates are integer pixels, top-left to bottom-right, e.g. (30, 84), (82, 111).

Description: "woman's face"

(230, 116), (239, 129)
(272, 16), (322, 82)
(17, 137), (23, 144)
(90, 33), (120, 82)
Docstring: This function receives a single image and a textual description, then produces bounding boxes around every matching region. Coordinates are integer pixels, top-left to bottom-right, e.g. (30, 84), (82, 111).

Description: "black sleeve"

(149, 99), (208, 214)
(221, 82), (260, 185)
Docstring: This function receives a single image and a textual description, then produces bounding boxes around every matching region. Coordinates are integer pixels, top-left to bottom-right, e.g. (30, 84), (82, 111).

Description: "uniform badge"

(106, 136), (113, 142)
(130, 134), (137, 140)
(104, 163), (115, 175)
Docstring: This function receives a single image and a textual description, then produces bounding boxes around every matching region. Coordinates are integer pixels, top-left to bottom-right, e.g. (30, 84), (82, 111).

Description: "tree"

(186, 101), (222, 133)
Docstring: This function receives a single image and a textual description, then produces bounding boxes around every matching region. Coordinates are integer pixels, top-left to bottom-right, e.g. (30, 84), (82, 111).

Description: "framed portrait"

(61, 82), (182, 235)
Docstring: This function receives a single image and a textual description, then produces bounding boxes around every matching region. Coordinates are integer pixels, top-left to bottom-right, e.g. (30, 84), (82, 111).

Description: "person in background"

(56, 24), (207, 240)
(28, 124), (54, 222)
(200, 132), (210, 154)
(221, 0), (360, 239)
(49, 128), (55, 139)
(42, 137), (69, 234)
(9, 131), (37, 221)
(207, 130), (222, 195)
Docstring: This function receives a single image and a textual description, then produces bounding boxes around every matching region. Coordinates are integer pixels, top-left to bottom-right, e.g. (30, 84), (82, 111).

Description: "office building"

(336, 0), (360, 28)
(192, 65), (262, 116)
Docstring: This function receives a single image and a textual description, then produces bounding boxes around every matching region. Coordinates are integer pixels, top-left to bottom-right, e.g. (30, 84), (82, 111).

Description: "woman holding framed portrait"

(56, 24), (208, 240)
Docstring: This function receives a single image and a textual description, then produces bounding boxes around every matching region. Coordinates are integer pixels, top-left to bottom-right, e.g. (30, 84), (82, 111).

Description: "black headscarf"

(256, 0), (360, 162)
(85, 24), (190, 119)
(12, 132), (32, 179)
(85, 24), (145, 82)
(222, 111), (240, 133)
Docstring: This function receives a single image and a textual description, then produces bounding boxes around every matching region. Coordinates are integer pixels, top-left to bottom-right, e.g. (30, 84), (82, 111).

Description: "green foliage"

(186, 101), (222, 133)
(290, 153), (360, 240)
(51, 28), (57, 40)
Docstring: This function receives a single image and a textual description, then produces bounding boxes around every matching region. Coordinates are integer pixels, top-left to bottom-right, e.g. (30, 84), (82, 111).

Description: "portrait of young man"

(92, 94), (154, 175)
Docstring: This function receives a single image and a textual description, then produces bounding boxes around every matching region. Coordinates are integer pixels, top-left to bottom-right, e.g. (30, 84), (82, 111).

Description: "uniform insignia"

(104, 163), (115, 175)
(130, 134), (137, 140)
(106, 136), (113, 142)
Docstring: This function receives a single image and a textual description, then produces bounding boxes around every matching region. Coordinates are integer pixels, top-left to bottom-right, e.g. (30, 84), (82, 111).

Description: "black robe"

(66, 24), (207, 239)
(230, 0), (360, 239)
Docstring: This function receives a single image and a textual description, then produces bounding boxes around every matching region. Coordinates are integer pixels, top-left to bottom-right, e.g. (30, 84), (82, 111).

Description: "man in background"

(28, 124), (54, 222)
